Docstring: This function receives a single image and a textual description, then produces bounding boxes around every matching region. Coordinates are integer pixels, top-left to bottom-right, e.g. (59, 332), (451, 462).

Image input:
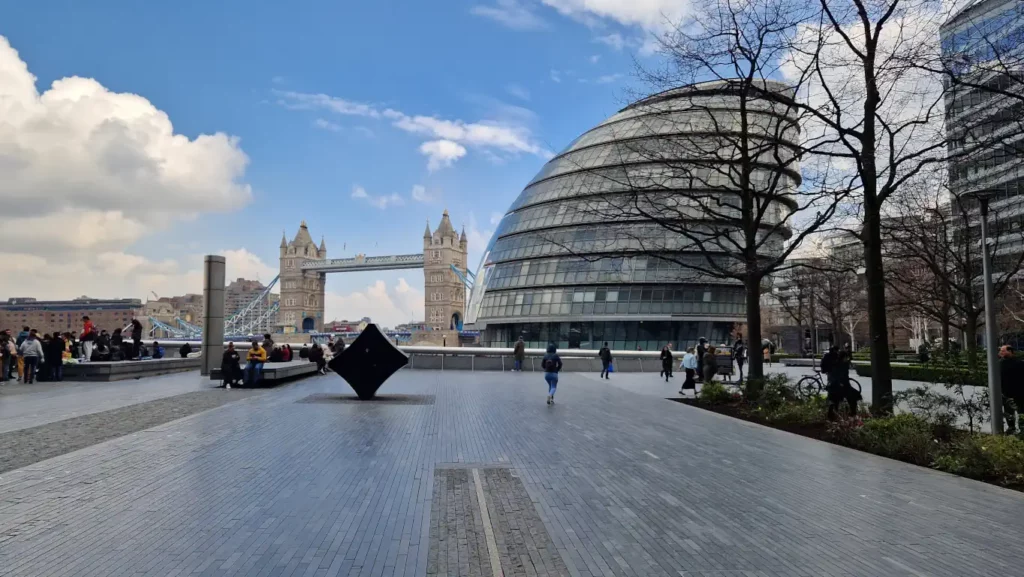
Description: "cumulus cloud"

(351, 184), (405, 209)
(540, 0), (687, 31)
(471, 0), (548, 30)
(419, 139), (469, 171)
(275, 89), (549, 169)
(594, 32), (626, 50)
(324, 278), (424, 327)
(0, 34), (251, 302)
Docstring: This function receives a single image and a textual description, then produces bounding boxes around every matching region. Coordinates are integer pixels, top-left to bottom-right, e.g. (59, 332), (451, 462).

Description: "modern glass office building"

(466, 80), (799, 350)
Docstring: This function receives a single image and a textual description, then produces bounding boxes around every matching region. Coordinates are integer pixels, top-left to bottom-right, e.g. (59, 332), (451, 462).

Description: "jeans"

(1, 356), (9, 381)
(514, 359), (522, 371)
(544, 372), (558, 396)
(736, 360), (745, 383)
(23, 356), (39, 384)
(82, 341), (94, 361)
(601, 360), (610, 378)
(49, 360), (63, 382)
(244, 362), (263, 385)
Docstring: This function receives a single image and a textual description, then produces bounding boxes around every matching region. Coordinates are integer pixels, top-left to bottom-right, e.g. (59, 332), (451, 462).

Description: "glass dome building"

(467, 80), (799, 350)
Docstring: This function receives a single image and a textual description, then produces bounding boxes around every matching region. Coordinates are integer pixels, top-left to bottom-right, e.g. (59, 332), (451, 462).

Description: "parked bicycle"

(796, 368), (861, 399)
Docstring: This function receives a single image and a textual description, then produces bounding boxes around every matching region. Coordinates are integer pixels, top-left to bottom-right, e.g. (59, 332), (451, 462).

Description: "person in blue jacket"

(542, 342), (563, 405)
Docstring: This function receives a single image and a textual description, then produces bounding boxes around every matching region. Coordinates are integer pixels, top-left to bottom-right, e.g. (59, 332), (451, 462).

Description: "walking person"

(80, 316), (96, 362)
(702, 345), (717, 384)
(695, 337), (708, 382)
(680, 347), (698, 395)
(542, 343), (562, 405)
(47, 332), (65, 382)
(599, 342), (612, 379)
(244, 340), (268, 386)
(763, 342), (772, 367)
(733, 336), (747, 384)
(826, 349), (860, 420)
(15, 326), (29, 381)
(513, 337), (526, 372)
(660, 345), (673, 382)
(18, 330), (44, 384)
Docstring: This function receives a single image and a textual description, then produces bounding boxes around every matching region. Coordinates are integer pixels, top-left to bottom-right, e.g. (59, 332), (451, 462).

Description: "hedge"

(854, 364), (987, 387)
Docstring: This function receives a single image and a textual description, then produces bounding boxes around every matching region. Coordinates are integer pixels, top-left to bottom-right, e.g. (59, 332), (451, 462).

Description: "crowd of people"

(219, 334), (344, 388)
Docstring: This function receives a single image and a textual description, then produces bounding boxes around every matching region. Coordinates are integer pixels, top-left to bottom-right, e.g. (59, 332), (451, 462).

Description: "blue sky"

(0, 0), (682, 325)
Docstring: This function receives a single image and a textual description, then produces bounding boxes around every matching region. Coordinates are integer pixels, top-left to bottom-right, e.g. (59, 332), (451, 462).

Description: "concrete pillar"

(201, 255), (226, 376)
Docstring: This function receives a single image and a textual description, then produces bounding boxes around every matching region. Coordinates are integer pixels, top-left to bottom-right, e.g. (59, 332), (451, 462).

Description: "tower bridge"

(275, 210), (468, 334)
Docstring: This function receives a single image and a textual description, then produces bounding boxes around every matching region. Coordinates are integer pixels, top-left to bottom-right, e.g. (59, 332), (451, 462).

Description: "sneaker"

(546, 395), (552, 405)
(226, 383), (232, 389)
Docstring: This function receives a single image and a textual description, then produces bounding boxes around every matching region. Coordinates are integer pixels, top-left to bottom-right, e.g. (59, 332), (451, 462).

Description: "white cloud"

(351, 184), (405, 209)
(471, 0), (548, 30)
(325, 279), (423, 328)
(540, 0), (687, 31)
(0, 34), (251, 302)
(594, 32), (626, 50)
(595, 73), (623, 84)
(411, 184), (435, 203)
(275, 90), (549, 167)
(419, 139), (469, 171)
(505, 83), (531, 101)
(550, 69), (562, 83)
(313, 118), (342, 132)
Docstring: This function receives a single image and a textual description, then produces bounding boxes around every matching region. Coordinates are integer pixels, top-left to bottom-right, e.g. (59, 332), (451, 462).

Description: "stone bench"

(209, 360), (319, 385)
(63, 357), (202, 382)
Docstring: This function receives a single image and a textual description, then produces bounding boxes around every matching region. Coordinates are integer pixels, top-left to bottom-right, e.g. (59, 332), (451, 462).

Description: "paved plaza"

(1, 369), (1023, 576)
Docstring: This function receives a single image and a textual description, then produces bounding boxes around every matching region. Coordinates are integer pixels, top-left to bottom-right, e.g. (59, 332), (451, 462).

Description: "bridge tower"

(424, 210), (468, 331)
(279, 221), (327, 334)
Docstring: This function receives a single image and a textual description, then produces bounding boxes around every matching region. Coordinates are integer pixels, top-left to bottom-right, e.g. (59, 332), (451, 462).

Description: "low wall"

(63, 357), (202, 382)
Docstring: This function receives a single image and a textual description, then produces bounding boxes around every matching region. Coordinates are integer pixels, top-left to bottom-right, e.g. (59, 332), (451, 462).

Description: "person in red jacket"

(80, 316), (97, 361)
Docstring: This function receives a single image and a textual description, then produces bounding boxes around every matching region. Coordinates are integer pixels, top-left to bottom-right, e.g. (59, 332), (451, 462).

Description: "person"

(283, 344), (293, 362)
(660, 345), (673, 382)
(917, 342), (930, 364)
(541, 343), (562, 405)
(80, 316), (96, 361)
(299, 345), (310, 359)
(820, 345), (838, 383)
(680, 347), (698, 394)
(47, 332), (65, 382)
(309, 343), (326, 374)
(97, 329), (111, 351)
(130, 317), (143, 360)
(702, 345), (717, 384)
(333, 336), (345, 355)
(262, 333), (275, 354)
(91, 340), (111, 362)
(0, 333), (10, 384)
(269, 345), (283, 363)
(16, 325), (29, 381)
(733, 337), (747, 383)
(179, 342), (193, 358)
(18, 329), (44, 384)
(826, 350), (860, 420)
(111, 327), (123, 349)
(763, 342), (772, 367)
(245, 341), (267, 386)
(696, 337), (708, 382)
(599, 342), (612, 379)
(221, 342), (242, 388)
(1000, 345), (1024, 433)
(513, 337), (526, 372)
(151, 341), (164, 359)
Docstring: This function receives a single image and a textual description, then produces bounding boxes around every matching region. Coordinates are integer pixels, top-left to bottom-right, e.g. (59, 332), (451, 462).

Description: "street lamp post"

(976, 191), (1003, 434)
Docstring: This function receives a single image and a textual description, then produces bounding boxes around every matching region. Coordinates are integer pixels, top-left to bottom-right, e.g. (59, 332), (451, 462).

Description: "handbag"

(608, 362), (614, 373)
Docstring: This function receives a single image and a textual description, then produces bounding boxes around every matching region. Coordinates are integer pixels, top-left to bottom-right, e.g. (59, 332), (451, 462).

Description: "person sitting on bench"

(245, 341), (267, 386)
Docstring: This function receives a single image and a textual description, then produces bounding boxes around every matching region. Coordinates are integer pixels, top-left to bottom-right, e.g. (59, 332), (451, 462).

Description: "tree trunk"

(863, 211), (894, 413)
(745, 276), (764, 381)
(964, 311), (979, 369)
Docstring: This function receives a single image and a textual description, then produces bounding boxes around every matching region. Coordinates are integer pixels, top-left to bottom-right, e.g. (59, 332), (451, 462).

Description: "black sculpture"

(328, 323), (409, 399)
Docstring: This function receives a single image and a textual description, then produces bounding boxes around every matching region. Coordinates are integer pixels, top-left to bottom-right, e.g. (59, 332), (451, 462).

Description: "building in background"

(225, 278), (271, 318)
(423, 210), (468, 332)
(469, 80), (797, 350)
(0, 297), (143, 336)
(278, 222), (327, 333)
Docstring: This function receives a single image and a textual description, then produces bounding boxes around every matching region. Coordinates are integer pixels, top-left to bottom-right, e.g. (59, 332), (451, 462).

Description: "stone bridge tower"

(423, 210), (468, 332)
(279, 221), (327, 334)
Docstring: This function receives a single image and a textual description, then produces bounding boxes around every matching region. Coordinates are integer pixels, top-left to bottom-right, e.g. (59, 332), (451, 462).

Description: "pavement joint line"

(471, 467), (504, 577)
(644, 450), (660, 459)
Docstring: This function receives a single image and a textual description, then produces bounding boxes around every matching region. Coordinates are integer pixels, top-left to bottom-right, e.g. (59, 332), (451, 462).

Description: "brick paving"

(1, 370), (1023, 576)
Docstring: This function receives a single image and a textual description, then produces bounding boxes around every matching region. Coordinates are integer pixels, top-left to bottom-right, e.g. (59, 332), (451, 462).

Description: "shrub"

(848, 414), (938, 466)
(765, 396), (828, 426)
(934, 434), (1024, 487)
(854, 364), (986, 388)
(746, 374), (798, 412)
(698, 381), (733, 405)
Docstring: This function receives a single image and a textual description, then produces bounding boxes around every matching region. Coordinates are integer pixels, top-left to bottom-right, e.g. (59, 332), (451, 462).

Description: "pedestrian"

(0, 333), (10, 384)
(680, 347), (698, 394)
(1000, 345), (1024, 433)
(130, 317), (143, 360)
(820, 345), (838, 382)
(542, 343), (562, 405)
(660, 345), (673, 382)
(309, 343), (326, 374)
(763, 342), (772, 367)
(696, 337), (708, 382)
(47, 332), (65, 382)
(179, 342), (193, 358)
(16, 325), (29, 381)
(18, 329), (44, 384)
(826, 349), (860, 420)
(598, 341), (612, 379)
(262, 333), (275, 354)
(513, 337), (526, 372)
(221, 342), (242, 388)
(702, 345), (717, 384)
(283, 344), (293, 362)
(245, 340), (267, 385)
(733, 336), (747, 383)
(80, 316), (96, 362)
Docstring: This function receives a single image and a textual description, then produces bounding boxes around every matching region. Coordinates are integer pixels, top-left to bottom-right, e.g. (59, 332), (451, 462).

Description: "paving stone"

(0, 371), (1023, 577)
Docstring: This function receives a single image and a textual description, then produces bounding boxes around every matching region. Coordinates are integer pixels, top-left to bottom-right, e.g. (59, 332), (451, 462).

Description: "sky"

(0, 0), (687, 327)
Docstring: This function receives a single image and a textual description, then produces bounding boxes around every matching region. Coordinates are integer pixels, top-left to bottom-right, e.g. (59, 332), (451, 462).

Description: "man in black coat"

(130, 317), (143, 360)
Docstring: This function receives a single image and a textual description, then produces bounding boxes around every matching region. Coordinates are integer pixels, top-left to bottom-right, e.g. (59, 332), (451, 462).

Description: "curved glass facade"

(468, 80), (798, 350)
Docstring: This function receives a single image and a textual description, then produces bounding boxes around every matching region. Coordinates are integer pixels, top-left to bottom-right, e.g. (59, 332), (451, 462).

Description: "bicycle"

(796, 369), (861, 399)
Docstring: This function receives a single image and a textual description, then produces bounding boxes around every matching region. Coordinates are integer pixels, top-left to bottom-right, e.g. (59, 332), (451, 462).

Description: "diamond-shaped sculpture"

(329, 323), (409, 399)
